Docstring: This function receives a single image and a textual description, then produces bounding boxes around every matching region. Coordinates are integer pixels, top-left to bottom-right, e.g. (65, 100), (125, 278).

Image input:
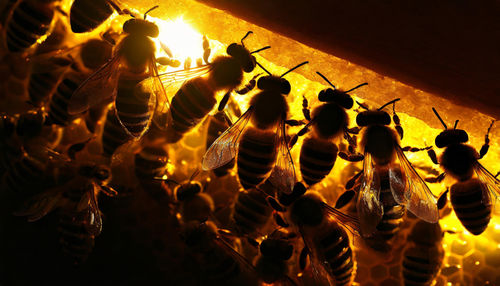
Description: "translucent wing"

(299, 228), (336, 286)
(268, 118), (297, 195)
(213, 236), (260, 282)
(474, 162), (500, 214)
(357, 151), (383, 237)
(201, 107), (253, 170)
(13, 188), (64, 222)
(84, 184), (103, 236)
(68, 54), (122, 115)
(392, 144), (439, 223)
(139, 64), (211, 91)
(321, 202), (361, 236)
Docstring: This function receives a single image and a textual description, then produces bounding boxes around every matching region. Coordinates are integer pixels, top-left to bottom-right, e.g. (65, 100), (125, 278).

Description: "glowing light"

(153, 16), (204, 62)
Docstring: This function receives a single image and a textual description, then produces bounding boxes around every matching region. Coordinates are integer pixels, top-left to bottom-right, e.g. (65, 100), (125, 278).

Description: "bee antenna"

(432, 107), (448, 129)
(241, 31), (253, 46)
(143, 5), (159, 20)
(453, 120), (459, 129)
(189, 168), (200, 182)
(250, 46), (271, 54)
(356, 101), (369, 110)
(281, 61), (309, 78)
(378, 98), (400, 111)
(345, 82), (368, 93)
(256, 62), (272, 76)
(316, 71), (336, 89)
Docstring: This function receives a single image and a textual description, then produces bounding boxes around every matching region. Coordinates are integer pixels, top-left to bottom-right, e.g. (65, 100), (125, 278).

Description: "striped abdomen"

(28, 67), (66, 107)
(376, 168), (405, 240)
(237, 127), (277, 189)
(101, 108), (133, 157)
(5, 0), (54, 52)
(58, 208), (96, 264)
(402, 244), (443, 286)
(318, 220), (355, 286)
(48, 71), (85, 126)
(115, 72), (150, 137)
(207, 112), (234, 176)
(450, 178), (491, 235)
(1, 152), (47, 200)
(299, 136), (338, 186)
(134, 145), (168, 200)
(167, 77), (216, 142)
(69, 0), (113, 33)
(231, 188), (272, 235)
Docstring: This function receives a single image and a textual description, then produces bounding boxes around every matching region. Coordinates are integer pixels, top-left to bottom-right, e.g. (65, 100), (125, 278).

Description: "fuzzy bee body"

(69, 0), (114, 33)
(231, 187), (272, 235)
(28, 66), (66, 106)
(401, 221), (444, 286)
(134, 145), (168, 200)
(299, 136), (338, 186)
(4, 0), (57, 52)
(47, 70), (85, 126)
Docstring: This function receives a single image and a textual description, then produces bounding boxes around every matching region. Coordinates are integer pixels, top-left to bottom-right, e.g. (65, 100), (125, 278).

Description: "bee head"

(290, 192), (324, 227)
(257, 75), (291, 94)
(356, 110), (391, 127)
(176, 181), (202, 201)
(318, 88), (354, 109)
(260, 238), (293, 261)
(435, 129), (468, 148)
(226, 43), (256, 73)
(123, 18), (159, 38)
(80, 39), (113, 70)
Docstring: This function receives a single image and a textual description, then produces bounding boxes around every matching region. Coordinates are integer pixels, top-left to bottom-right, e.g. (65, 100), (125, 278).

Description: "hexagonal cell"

(354, 265), (370, 283)
(463, 251), (485, 273)
(451, 238), (473, 256)
(446, 254), (462, 266)
(477, 267), (497, 284)
(370, 264), (388, 280)
(485, 248), (500, 267)
(440, 264), (461, 277)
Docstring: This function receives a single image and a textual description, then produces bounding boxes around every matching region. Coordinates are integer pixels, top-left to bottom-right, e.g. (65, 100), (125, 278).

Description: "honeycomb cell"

(477, 267), (497, 284)
(370, 264), (388, 280)
(450, 238), (473, 256)
(355, 265), (370, 283)
(463, 251), (484, 273)
(440, 264), (461, 276)
(485, 248), (500, 267)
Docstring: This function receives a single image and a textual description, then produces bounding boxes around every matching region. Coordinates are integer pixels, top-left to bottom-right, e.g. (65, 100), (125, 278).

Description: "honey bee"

(160, 31), (271, 143)
(172, 173), (215, 224)
(291, 72), (366, 186)
(69, 0), (130, 33)
(101, 106), (133, 157)
(401, 220), (444, 286)
(134, 144), (169, 201)
(352, 98), (438, 237)
(269, 182), (360, 286)
(3, 0), (60, 52)
(254, 229), (298, 285)
(202, 61), (309, 193)
(180, 221), (260, 286)
(68, 6), (177, 140)
(425, 108), (499, 235)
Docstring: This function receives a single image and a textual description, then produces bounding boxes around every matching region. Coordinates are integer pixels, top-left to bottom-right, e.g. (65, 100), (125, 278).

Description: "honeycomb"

(0, 0), (499, 285)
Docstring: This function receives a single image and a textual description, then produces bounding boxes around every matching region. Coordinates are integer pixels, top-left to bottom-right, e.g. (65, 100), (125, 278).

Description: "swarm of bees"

(0, 1), (499, 285)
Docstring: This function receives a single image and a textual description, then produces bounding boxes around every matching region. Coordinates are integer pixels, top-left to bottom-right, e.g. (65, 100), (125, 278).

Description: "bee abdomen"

(102, 108), (133, 157)
(58, 210), (96, 264)
(377, 184), (405, 240)
(134, 146), (168, 200)
(402, 245), (442, 286)
(299, 137), (338, 186)
(115, 73), (150, 137)
(168, 78), (216, 141)
(28, 71), (62, 106)
(2, 153), (46, 198)
(237, 128), (277, 189)
(450, 179), (491, 235)
(232, 188), (272, 235)
(320, 222), (354, 286)
(48, 73), (82, 126)
(6, 0), (54, 52)
(69, 0), (113, 33)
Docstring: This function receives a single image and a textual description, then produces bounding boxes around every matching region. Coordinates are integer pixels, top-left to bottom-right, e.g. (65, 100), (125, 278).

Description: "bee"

(134, 144), (169, 201)
(171, 172), (215, 224)
(202, 61), (309, 193)
(162, 31), (271, 143)
(3, 0), (60, 52)
(401, 220), (444, 286)
(269, 182), (360, 286)
(69, 0), (130, 33)
(350, 98), (438, 237)
(425, 108), (499, 235)
(47, 39), (114, 126)
(180, 221), (260, 286)
(68, 6), (177, 140)
(101, 106), (133, 157)
(254, 229), (298, 285)
(290, 72), (366, 186)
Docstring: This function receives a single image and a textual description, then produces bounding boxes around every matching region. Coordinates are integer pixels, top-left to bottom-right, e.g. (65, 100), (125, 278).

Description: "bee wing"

(299, 228), (336, 286)
(139, 64), (211, 93)
(321, 202), (361, 236)
(201, 107), (253, 170)
(13, 187), (65, 222)
(391, 144), (439, 223)
(68, 54), (122, 115)
(268, 118), (297, 195)
(357, 151), (383, 237)
(473, 162), (500, 214)
(84, 184), (103, 236)
(213, 236), (259, 279)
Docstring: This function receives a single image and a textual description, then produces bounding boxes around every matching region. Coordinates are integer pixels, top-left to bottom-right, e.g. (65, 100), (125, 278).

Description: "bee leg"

(285, 119), (306, 126)
(437, 189), (449, 210)
(299, 246), (309, 271)
(217, 91), (232, 111)
(427, 148), (439, 165)
(345, 170), (363, 190)
(401, 146), (432, 152)
(339, 129), (363, 161)
(393, 102), (404, 139)
(289, 122), (313, 148)
(346, 126), (361, 134)
(338, 151), (364, 162)
(236, 73), (260, 95)
(273, 212), (289, 227)
(478, 120), (495, 159)
(302, 95), (311, 121)
(425, 172), (446, 183)
(335, 190), (356, 209)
